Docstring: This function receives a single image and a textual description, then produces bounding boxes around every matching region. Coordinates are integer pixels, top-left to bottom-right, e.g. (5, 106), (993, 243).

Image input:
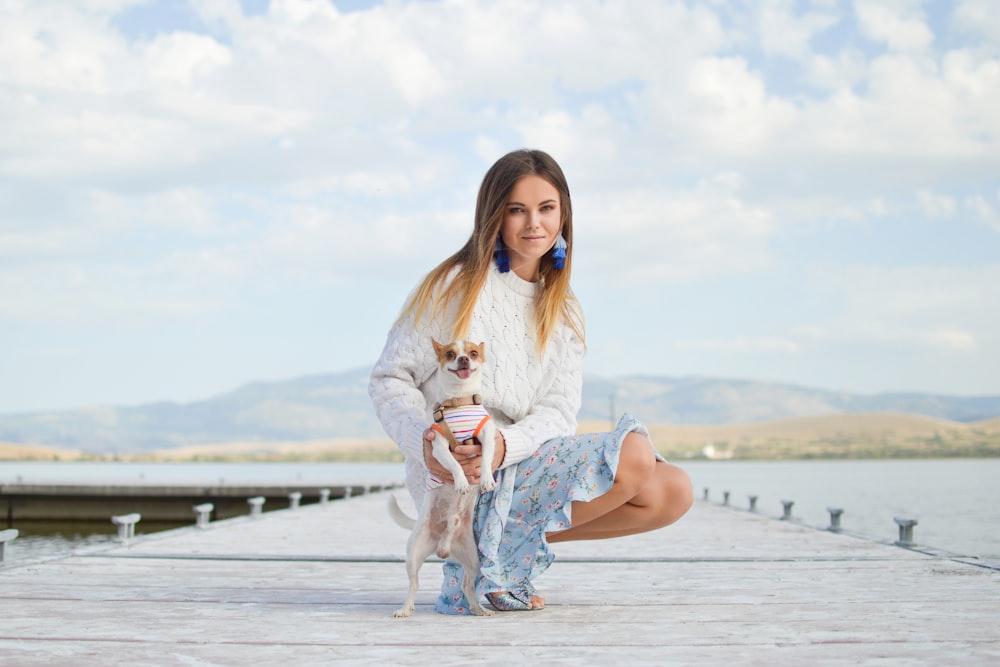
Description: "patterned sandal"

(485, 583), (542, 612)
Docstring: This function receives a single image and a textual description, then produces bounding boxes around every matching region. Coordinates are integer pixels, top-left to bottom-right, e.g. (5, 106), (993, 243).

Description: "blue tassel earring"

(494, 237), (511, 273)
(551, 233), (567, 270)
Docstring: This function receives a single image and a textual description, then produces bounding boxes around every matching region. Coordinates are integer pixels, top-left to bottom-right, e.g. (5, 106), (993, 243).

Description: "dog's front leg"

(478, 421), (497, 492)
(431, 432), (471, 494)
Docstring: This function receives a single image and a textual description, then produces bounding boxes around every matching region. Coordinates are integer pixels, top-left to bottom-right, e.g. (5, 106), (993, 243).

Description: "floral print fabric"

(435, 413), (649, 614)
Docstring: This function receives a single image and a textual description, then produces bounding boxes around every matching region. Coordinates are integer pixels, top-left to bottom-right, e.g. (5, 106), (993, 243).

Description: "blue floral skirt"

(435, 412), (649, 614)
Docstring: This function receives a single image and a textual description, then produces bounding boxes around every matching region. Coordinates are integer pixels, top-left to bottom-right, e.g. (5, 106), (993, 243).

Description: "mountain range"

(1, 368), (998, 453)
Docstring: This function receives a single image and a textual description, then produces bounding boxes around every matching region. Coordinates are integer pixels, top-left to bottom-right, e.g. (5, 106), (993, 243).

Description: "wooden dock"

(1, 489), (997, 665)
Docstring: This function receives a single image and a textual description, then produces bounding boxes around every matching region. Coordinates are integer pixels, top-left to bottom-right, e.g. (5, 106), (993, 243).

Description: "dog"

(391, 338), (497, 618)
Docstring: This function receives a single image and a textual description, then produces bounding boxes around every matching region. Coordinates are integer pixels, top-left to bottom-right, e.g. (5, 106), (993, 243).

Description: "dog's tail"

(387, 493), (416, 530)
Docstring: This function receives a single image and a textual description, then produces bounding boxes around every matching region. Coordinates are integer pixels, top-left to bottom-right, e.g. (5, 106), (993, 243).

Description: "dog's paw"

(470, 603), (495, 617)
(479, 473), (496, 492)
(393, 605), (414, 618)
(455, 479), (471, 494)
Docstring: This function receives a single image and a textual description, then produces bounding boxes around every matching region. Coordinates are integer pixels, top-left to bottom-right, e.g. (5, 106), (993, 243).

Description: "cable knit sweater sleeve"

(368, 307), (442, 463)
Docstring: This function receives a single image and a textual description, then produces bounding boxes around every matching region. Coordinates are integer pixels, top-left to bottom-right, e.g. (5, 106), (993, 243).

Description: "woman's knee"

(615, 432), (657, 496)
(654, 463), (693, 527)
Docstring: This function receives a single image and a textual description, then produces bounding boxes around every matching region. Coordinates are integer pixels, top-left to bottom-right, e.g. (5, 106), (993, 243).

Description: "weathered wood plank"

(0, 491), (996, 666)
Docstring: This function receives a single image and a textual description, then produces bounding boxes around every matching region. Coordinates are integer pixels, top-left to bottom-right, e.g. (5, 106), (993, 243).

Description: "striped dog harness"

(426, 394), (491, 490)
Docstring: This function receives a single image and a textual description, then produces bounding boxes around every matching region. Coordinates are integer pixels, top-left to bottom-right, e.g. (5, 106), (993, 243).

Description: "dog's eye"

(469, 350), (478, 358)
(446, 351), (455, 360)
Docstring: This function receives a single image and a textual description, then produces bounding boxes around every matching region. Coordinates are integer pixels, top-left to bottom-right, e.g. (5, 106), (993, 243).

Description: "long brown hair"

(399, 149), (584, 352)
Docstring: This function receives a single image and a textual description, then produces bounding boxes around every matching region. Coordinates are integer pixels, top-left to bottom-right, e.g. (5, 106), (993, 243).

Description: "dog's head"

(431, 339), (486, 396)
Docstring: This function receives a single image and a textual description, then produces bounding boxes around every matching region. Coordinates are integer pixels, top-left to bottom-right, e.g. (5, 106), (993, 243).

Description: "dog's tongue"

(456, 369), (472, 380)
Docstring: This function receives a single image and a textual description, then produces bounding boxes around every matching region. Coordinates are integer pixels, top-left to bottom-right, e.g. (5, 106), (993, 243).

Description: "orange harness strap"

(431, 394), (488, 453)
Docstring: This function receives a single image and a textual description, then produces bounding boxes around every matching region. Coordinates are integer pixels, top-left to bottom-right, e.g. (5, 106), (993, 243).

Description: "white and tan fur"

(391, 339), (497, 618)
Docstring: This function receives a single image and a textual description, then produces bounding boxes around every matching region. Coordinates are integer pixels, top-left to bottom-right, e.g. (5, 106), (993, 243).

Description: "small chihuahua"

(392, 339), (497, 618)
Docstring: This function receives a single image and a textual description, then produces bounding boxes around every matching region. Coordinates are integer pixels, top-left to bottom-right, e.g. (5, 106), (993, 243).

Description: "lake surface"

(2, 459), (997, 563)
(683, 459), (1000, 560)
(0, 461), (403, 486)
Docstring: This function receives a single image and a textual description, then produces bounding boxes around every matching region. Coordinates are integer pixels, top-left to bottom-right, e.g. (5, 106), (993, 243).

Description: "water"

(682, 459), (1000, 560)
(0, 461), (405, 486)
(2, 460), (998, 563)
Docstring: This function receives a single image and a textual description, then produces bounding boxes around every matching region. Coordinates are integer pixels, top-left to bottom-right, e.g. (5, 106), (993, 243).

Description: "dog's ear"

(471, 341), (486, 362)
(431, 338), (443, 355)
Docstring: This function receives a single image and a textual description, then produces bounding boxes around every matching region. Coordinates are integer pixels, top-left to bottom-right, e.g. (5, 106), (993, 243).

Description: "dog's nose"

(457, 356), (470, 368)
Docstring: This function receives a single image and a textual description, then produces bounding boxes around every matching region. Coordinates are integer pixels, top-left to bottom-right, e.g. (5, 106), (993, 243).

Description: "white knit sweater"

(369, 264), (585, 504)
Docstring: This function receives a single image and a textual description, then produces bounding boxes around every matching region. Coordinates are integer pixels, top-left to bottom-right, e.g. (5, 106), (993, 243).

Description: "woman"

(369, 149), (692, 613)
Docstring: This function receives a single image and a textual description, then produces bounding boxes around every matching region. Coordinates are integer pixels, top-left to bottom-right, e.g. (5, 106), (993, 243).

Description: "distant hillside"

(0, 367), (382, 453)
(585, 376), (1000, 425)
(0, 368), (998, 454)
(581, 412), (1000, 460)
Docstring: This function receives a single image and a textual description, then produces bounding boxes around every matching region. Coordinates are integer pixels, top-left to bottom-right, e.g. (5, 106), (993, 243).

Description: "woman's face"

(499, 174), (562, 282)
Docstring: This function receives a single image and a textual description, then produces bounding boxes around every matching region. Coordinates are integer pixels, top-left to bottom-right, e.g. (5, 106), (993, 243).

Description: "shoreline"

(3, 411), (1000, 462)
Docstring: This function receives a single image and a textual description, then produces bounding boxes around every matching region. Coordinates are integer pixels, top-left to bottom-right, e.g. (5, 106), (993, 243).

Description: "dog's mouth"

(449, 368), (476, 380)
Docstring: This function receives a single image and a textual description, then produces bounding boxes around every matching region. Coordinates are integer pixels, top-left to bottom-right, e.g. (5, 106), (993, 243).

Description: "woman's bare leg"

(547, 432), (693, 543)
(547, 460), (693, 541)
(495, 432), (692, 609)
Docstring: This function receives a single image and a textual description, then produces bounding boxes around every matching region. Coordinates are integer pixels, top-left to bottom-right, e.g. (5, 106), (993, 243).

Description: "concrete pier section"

(1, 489), (998, 665)
(0, 482), (392, 523)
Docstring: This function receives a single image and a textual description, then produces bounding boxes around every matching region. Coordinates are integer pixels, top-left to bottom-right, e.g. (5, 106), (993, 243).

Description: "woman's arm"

(368, 315), (438, 461)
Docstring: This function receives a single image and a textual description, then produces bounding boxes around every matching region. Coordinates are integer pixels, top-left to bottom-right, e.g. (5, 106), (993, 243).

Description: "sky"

(1, 0), (998, 415)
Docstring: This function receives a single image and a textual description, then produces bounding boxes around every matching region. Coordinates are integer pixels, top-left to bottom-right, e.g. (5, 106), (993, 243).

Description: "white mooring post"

(748, 495), (759, 512)
(319, 489), (331, 505)
(110, 513), (141, 544)
(193, 503), (214, 529)
(247, 496), (266, 519)
(288, 492), (302, 510)
(827, 507), (844, 532)
(780, 500), (795, 521)
(0, 528), (19, 563)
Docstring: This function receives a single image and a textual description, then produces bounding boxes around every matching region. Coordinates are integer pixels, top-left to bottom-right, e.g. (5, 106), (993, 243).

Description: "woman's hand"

(423, 428), (506, 485)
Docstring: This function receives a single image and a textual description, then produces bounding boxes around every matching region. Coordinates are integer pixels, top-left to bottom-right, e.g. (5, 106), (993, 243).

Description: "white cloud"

(0, 260), (221, 324)
(854, 0), (934, 52)
(800, 264), (999, 355)
(953, 0), (1000, 44)
(803, 48), (870, 92)
(797, 322), (980, 353)
(916, 190), (958, 218)
(676, 336), (801, 354)
(753, 0), (840, 59)
(965, 193), (1000, 231)
(575, 171), (774, 285)
(142, 32), (231, 86)
(919, 328), (978, 352)
(690, 56), (799, 149)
